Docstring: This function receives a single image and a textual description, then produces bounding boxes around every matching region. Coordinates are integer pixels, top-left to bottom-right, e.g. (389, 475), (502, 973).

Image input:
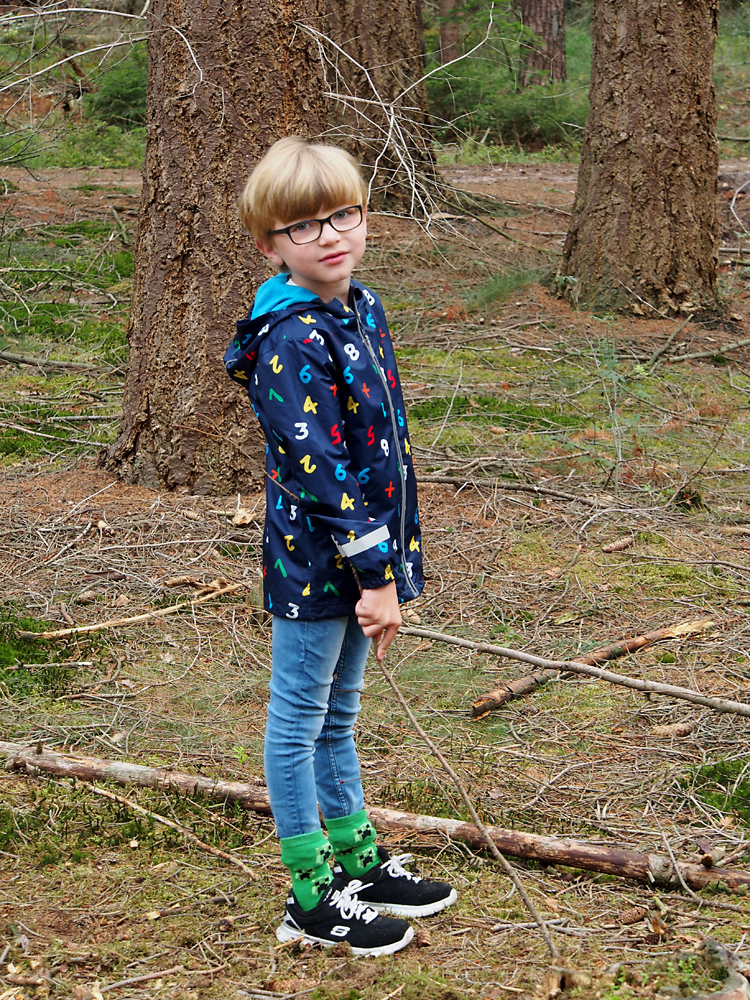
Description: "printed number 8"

(380, 439), (389, 456)
(344, 343), (360, 361)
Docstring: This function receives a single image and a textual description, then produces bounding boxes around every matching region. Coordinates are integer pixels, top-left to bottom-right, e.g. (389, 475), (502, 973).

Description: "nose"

(318, 220), (341, 243)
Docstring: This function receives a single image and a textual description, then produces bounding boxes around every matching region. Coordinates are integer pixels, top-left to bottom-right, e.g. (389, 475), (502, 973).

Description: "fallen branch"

(0, 350), (104, 370)
(4, 742), (750, 892)
(465, 619), (714, 717)
(665, 337), (750, 364)
(398, 622), (750, 720)
(85, 784), (256, 879)
(15, 581), (247, 640)
(416, 475), (600, 506)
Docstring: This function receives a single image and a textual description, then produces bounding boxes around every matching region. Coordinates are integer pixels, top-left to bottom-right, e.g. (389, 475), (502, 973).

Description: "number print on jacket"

(224, 278), (424, 620)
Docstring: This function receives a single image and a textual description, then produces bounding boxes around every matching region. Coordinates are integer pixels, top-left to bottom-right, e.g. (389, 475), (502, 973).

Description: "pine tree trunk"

(103, 0), (328, 492)
(560, 0), (719, 316)
(439, 0), (460, 64)
(520, 0), (565, 86)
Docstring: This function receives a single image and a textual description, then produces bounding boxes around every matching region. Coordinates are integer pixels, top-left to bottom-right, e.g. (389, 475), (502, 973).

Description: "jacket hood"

(250, 273), (318, 319)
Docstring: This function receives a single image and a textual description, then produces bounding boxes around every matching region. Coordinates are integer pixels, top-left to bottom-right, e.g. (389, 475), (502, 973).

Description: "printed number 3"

(294, 422), (309, 440)
(286, 603), (300, 619)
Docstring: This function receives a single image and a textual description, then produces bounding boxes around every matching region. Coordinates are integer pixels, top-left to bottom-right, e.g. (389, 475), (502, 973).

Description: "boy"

(225, 137), (456, 957)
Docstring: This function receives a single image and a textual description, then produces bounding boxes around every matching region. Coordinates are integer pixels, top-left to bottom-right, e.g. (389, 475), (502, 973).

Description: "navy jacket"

(224, 274), (424, 620)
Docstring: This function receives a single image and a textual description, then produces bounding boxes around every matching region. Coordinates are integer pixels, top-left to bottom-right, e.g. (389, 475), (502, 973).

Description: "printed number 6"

(380, 439), (389, 457)
(343, 365), (354, 384)
(294, 422), (309, 440)
(344, 343), (360, 361)
(299, 365), (311, 383)
(335, 463), (346, 481)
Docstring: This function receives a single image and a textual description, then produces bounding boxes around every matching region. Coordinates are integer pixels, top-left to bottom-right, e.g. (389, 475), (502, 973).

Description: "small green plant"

(690, 758), (750, 827)
(84, 44), (147, 129)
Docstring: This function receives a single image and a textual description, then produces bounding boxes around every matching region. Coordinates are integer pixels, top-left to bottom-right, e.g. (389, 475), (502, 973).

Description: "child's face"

(256, 203), (367, 302)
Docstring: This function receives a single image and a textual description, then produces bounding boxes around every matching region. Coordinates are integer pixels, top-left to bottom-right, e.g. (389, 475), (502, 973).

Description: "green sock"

(325, 808), (380, 877)
(280, 829), (334, 911)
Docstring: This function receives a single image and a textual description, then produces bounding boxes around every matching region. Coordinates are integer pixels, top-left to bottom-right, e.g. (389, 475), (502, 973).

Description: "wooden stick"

(464, 619), (714, 717)
(85, 784), (256, 879)
(397, 621), (750, 719)
(4, 742), (750, 892)
(15, 581), (248, 640)
(666, 337), (750, 363)
(376, 657), (561, 960)
(416, 476), (600, 506)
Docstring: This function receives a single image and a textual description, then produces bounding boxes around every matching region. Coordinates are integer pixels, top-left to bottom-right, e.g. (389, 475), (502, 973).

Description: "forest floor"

(0, 162), (749, 1000)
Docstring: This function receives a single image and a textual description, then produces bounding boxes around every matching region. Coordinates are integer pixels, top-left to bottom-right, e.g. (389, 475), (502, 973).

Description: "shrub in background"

(84, 43), (147, 130)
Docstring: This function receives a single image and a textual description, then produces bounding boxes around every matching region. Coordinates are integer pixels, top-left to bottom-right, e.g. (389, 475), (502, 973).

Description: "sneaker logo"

(330, 925), (350, 938)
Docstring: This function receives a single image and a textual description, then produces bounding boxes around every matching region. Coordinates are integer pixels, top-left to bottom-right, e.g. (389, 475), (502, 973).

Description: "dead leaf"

(146, 911), (161, 921)
(112, 594), (130, 608)
(163, 575), (202, 588)
(129, 839), (139, 849)
(159, 652), (176, 664)
(77, 590), (100, 604)
(651, 914), (668, 935)
(232, 508), (253, 526)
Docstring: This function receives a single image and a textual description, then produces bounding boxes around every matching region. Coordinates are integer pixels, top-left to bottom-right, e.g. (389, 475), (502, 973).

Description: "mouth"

(320, 251), (348, 264)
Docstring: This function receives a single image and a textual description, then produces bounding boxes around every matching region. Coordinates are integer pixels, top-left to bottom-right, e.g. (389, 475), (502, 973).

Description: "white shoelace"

(330, 880), (378, 924)
(381, 853), (422, 883)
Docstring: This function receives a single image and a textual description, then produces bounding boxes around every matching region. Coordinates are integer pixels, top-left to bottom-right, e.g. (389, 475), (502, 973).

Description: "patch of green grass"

(32, 123), (145, 170)
(0, 612), (89, 698)
(691, 759), (750, 827)
(471, 269), (546, 309)
(410, 393), (581, 429)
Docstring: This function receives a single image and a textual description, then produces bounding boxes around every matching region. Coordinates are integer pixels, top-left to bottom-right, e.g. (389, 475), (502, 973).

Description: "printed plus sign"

(385, 481), (394, 497)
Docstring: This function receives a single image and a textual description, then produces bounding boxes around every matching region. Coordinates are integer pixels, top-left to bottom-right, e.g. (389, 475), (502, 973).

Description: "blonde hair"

(239, 137), (368, 242)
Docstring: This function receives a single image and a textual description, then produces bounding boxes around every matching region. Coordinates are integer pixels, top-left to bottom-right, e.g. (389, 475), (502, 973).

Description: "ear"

(256, 237), (286, 269)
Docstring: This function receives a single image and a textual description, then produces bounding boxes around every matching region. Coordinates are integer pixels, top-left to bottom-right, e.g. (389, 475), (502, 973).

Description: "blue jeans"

(265, 615), (371, 839)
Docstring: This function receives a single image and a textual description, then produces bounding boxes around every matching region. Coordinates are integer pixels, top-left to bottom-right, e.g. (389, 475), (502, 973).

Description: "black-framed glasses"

(268, 205), (363, 245)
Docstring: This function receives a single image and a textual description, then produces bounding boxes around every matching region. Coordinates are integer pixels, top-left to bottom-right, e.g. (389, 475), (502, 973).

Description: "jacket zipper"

(353, 300), (419, 599)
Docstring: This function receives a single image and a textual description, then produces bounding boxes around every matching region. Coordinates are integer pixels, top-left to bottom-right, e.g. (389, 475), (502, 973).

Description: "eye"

(333, 210), (350, 221)
(290, 220), (312, 234)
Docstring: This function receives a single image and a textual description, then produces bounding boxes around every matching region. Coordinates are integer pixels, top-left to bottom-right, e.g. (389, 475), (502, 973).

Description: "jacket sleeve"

(256, 325), (394, 591)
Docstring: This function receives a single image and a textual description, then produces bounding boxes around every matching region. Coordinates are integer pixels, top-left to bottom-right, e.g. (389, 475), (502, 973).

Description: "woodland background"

(0, 2), (749, 999)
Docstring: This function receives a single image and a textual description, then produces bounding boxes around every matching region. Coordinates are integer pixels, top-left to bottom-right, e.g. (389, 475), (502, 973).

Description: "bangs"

(239, 137), (368, 241)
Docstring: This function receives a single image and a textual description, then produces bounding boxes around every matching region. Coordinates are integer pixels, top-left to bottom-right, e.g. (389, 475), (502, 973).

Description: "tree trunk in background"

(104, 0), (328, 493)
(560, 0), (719, 316)
(520, 0), (565, 86)
(439, 0), (460, 64)
(323, 0), (436, 208)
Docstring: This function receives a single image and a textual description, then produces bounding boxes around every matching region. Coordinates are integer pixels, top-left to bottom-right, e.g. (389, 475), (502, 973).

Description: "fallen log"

(467, 619), (714, 718)
(4, 741), (750, 892)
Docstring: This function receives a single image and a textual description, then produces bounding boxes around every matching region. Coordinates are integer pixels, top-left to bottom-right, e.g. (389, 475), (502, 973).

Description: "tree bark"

(439, 0), (460, 64)
(520, 0), (565, 86)
(104, 0), (434, 491)
(560, 0), (719, 316)
(5, 741), (750, 891)
(103, 0), (328, 493)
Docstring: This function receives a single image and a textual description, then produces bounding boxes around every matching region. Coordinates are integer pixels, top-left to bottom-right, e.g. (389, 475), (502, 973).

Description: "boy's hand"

(355, 581), (402, 661)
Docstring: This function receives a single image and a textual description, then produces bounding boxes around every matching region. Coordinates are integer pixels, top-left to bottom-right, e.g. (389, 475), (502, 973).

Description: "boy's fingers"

(376, 622), (399, 660)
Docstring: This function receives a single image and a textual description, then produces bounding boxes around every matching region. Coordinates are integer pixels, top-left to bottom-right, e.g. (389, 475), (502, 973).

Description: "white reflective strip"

(340, 524), (390, 558)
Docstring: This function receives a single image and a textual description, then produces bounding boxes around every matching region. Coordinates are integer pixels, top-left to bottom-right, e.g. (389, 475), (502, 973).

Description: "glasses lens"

(331, 207), (362, 233)
(289, 222), (321, 245)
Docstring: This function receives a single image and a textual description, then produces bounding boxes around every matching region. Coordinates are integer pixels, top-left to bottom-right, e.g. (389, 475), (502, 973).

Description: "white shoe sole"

(363, 888), (458, 918)
(275, 920), (414, 957)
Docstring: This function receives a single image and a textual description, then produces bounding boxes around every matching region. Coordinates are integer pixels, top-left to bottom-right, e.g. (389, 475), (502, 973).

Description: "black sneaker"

(275, 876), (414, 957)
(335, 848), (458, 918)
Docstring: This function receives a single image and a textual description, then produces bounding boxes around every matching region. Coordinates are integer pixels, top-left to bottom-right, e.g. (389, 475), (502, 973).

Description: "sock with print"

(280, 829), (334, 911)
(325, 808), (380, 878)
